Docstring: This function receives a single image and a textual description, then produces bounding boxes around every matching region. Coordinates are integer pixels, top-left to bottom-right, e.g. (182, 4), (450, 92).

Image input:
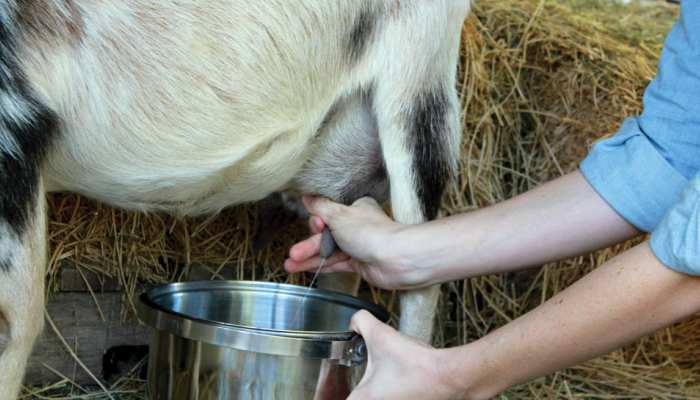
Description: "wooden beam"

(25, 292), (150, 386)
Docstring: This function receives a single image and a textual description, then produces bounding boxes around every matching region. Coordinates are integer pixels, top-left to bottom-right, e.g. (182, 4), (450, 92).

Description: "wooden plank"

(58, 264), (123, 292)
(25, 292), (150, 385)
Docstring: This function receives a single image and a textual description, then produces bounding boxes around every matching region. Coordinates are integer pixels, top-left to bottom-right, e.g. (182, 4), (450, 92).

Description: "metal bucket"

(137, 281), (389, 399)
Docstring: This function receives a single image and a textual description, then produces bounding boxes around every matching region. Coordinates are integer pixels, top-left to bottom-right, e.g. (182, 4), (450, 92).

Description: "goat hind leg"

(373, 87), (458, 342)
(372, 48), (463, 344)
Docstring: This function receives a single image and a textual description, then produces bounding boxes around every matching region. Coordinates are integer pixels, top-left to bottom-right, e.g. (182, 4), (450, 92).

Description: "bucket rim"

(137, 280), (389, 360)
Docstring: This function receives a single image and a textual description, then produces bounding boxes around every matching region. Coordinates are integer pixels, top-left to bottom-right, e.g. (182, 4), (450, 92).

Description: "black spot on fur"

(347, 7), (375, 62)
(1, 111), (56, 232)
(408, 89), (452, 220)
(0, 258), (11, 274)
(1, 13), (58, 260)
(0, 309), (9, 355)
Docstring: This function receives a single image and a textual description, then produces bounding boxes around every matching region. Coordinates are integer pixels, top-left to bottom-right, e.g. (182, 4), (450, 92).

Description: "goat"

(0, 0), (469, 396)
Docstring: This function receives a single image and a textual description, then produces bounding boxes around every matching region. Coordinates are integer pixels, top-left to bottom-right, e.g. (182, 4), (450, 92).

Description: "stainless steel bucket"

(137, 281), (389, 399)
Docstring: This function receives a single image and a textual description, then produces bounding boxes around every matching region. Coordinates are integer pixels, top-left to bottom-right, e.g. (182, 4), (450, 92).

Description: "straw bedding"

(26, 0), (696, 398)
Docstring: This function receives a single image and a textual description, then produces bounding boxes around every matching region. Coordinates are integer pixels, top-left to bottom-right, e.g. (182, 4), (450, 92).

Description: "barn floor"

(24, 0), (698, 399)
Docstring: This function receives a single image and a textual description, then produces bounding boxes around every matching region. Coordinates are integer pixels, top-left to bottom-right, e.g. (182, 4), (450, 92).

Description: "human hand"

(346, 310), (462, 400)
(283, 196), (434, 290)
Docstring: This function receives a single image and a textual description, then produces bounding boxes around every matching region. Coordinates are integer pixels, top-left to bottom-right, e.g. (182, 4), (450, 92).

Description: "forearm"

(390, 170), (640, 282)
(442, 242), (700, 399)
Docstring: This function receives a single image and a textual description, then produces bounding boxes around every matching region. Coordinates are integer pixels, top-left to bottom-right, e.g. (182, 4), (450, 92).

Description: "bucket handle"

(339, 335), (367, 366)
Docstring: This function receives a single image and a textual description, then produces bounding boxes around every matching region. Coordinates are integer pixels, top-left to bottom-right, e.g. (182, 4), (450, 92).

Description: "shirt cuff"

(580, 117), (688, 232)
(650, 173), (700, 276)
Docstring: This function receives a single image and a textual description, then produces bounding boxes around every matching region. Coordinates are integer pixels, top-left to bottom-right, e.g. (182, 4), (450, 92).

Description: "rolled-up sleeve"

(580, 0), (700, 233)
(651, 173), (700, 275)
(580, 118), (688, 231)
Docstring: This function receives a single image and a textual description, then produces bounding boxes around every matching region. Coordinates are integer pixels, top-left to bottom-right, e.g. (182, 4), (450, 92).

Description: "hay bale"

(29, 0), (694, 398)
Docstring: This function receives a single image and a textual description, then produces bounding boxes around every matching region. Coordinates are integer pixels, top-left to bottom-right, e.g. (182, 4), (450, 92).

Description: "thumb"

(351, 196), (382, 211)
(302, 196), (345, 224)
(350, 310), (391, 345)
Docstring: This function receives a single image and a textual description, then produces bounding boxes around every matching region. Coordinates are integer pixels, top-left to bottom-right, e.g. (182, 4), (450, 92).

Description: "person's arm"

(446, 242), (700, 398)
(346, 242), (700, 399)
(285, 171), (640, 288)
(389, 170), (640, 283)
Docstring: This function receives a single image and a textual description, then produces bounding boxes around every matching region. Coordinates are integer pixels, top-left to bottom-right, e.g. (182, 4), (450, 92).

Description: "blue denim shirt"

(580, 0), (700, 275)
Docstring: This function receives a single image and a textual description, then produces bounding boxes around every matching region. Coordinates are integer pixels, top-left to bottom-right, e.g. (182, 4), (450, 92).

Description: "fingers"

(286, 232), (349, 267)
(288, 233), (322, 261)
(286, 259), (356, 274)
(308, 215), (325, 234)
(284, 260), (353, 273)
(303, 196), (383, 236)
(350, 309), (384, 341)
(351, 309), (399, 349)
(284, 252), (352, 273)
(352, 196), (381, 209)
(302, 196), (346, 224)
